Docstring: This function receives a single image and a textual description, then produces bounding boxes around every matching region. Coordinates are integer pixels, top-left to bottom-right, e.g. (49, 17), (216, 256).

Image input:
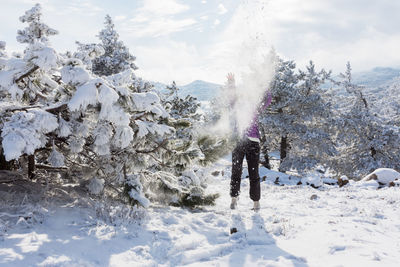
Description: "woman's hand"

(226, 72), (235, 84)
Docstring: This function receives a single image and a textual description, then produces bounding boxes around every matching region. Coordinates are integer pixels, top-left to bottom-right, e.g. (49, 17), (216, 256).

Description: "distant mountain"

(151, 80), (222, 101)
(178, 80), (221, 101)
(352, 67), (400, 88)
(150, 67), (400, 102)
(152, 81), (168, 92)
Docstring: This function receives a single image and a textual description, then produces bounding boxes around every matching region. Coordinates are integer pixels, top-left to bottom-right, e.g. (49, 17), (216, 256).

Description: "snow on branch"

(1, 109), (58, 161)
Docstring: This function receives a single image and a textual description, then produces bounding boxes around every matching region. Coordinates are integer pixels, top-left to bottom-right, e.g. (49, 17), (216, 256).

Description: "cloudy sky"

(1, 0), (400, 85)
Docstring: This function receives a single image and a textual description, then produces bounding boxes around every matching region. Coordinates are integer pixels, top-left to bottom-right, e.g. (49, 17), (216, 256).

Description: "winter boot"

(230, 197), (238, 209)
(253, 201), (260, 211)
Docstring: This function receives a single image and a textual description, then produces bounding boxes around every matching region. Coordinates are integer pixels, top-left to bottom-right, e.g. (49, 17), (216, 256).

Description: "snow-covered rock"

(362, 168), (400, 187)
(301, 174), (323, 188)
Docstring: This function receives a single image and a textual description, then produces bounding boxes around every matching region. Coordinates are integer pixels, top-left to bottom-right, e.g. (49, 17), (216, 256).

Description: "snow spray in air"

(206, 0), (276, 139)
(210, 48), (276, 139)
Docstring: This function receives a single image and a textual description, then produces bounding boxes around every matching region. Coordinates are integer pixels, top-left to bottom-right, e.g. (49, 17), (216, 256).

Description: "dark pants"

(230, 139), (261, 201)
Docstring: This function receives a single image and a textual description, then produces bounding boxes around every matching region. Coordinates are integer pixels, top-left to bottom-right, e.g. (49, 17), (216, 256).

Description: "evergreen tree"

(16, 3), (58, 45)
(159, 81), (203, 172)
(0, 5), (218, 208)
(260, 59), (334, 173)
(92, 15), (137, 76)
(330, 62), (400, 178)
(0, 4), (60, 177)
(259, 56), (297, 170)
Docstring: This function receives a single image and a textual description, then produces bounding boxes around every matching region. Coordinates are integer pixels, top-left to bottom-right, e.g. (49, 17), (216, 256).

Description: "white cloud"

(218, 4), (228, 15)
(137, 0), (189, 16)
(115, 15), (127, 21)
(209, 0), (400, 78)
(2, 0), (400, 85)
(123, 18), (196, 38)
(123, 0), (196, 38)
(134, 40), (208, 84)
(263, 0), (400, 72)
(298, 32), (400, 73)
(0, 0), (103, 53)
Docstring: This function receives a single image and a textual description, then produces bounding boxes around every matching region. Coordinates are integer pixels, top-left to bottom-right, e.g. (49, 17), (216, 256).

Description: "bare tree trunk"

(370, 146), (377, 158)
(279, 135), (288, 173)
(0, 152), (11, 170)
(0, 135), (12, 170)
(261, 146), (271, 169)
(259, 128), (271, 169)
(28, 154), (35, 179)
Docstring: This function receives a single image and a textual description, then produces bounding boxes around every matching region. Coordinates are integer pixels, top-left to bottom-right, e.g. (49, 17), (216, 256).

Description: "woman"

(227, 73), (272, 211)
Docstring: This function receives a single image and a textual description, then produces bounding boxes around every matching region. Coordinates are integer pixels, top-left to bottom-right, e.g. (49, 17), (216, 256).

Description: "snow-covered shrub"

(94, 201), (146, 226)
(124, 174), (150, 208)
(138, 170), (219, 208)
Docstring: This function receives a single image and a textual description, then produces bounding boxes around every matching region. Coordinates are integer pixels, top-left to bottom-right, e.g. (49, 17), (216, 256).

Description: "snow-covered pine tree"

(141, 81), (221, 207)
(159, 81), (202, 172)
(92, 15), (137, 76)
(1, 5), (218, 208)
(58, 33), (217, 208)
(55, 55), (176, 207)
(16, 3), (58, 45)
(159, 81), (223, 188)
(330, 62), (400, 178)
(260, 59), (334, 173)
(0, 4), (60, 177)
(0, 4), (59, 104)
(259, 55), (296, 170)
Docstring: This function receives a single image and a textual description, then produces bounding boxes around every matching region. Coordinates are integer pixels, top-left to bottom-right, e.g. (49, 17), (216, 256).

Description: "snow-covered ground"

(1, 157), (400, 267)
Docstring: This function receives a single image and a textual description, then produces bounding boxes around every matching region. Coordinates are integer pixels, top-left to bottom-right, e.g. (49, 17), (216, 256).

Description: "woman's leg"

(230, 141), (245, 198)
(245, 140), (261, 201)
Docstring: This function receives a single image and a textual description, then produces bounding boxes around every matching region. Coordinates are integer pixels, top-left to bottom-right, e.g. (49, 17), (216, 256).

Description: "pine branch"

(46, 104), (68, 115)
(136, 139), (168, 154)
(5, 105), (41, 112)
(35, 164), (68, 171)
(15, 65), (40, 83)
